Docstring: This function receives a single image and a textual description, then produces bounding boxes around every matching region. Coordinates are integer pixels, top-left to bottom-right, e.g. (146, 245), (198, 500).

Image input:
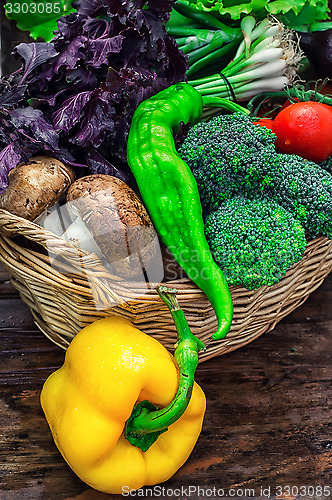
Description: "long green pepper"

(126, 82), (233, 340)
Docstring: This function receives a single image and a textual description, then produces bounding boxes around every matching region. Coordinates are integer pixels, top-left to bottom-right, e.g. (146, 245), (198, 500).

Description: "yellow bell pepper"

(40, 287), (206, 494)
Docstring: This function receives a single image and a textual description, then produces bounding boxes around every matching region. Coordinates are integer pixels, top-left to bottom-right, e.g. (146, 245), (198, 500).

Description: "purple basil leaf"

(0, 127), (12, 145)
(164, 36), (190, 81)
(52, 36), (88, 74)
(0, 143), (21, 192)
(52, 147), (86, 168)
(73, 94), (115, 147)
(12, 43), (58, 83)
(88, 35), (124, 68)
(53, 90), (93, 132)
(0, 85), (27, 107)
(66, 68), (99, 89)
(8, 107), (59, 150)
(102, 67), (127, 93)
(53, 12), (86, 44)
(120, 28), (147, 67)
(82, 18), (110, 38)
(34, 69), (99, 107)
(147, 0), (176, 20)
(28, 87), (70, 108)
(86, 147), (131, 183)
(74, 0), (104, 17)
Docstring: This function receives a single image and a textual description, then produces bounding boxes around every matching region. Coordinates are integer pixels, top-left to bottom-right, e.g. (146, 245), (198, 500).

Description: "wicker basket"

(1, 208), (332, 362)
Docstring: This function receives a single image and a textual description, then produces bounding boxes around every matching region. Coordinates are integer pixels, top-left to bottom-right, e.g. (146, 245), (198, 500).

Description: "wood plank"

(0, 263), (20, 297)
(0, 263), (10, 283)
(0, 298), (36, 330)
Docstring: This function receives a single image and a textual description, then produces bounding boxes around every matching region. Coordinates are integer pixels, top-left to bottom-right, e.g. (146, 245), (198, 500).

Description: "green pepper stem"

(202, 96), (251, 115)
(125, 286), (205, 452)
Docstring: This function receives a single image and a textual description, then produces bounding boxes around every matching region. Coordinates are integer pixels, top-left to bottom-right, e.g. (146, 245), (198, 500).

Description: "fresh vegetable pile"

(2, 0), (332, 496)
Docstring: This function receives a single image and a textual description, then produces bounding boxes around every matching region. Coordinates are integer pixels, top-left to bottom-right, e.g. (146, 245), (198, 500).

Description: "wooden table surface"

(0, 262), (331, 500)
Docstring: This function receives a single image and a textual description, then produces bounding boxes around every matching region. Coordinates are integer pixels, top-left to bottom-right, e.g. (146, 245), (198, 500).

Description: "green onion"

(187, 16), (304, 102)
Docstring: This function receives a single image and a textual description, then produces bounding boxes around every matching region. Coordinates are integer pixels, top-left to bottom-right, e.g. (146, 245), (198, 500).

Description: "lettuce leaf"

(175, 0), (330, 28)
(274, 0), (331, 30)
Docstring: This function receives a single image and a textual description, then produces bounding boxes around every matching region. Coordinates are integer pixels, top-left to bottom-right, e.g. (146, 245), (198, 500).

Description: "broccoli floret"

(320, 155), (332, 175)
(205, 195), (307, 290)
(179, 112), (332, 238)
(179, 112), (278, 213)
(270, 154), (332, 238)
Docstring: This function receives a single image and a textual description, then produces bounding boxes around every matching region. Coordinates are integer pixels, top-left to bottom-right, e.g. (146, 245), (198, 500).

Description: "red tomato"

(252, 118), (274, 131)
(272, 101), (332, 163)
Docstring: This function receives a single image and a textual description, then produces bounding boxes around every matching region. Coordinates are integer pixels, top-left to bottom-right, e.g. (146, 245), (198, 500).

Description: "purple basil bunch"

(0, 0), (188, 191)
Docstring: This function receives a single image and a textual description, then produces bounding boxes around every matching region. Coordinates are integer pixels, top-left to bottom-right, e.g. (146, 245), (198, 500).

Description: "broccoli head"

(179, 112), (332, 239)
(178, 112), (278, 214)
(205, 195), (307, 290)
(271, 153), (332, 238)
(320, 155), (332, 175)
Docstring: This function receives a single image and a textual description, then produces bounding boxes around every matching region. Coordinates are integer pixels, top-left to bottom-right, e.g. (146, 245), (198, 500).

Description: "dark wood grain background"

(0, 262), (331, 500)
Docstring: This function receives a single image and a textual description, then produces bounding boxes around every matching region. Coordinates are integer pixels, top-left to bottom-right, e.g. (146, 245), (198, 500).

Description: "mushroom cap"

(66, 174), (159, 278)
(0, 156), (75, 221)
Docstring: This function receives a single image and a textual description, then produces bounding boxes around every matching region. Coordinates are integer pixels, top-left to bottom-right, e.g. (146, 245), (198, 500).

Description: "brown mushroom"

(0, 156), (75, 221)
(65, 174), (160, 279)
